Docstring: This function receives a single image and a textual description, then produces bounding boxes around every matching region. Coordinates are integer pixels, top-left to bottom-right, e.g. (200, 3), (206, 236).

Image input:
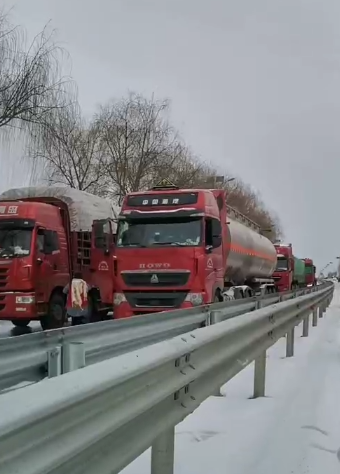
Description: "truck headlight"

(113, 293), (126, 306)
(185, 293), (204, 306)
(16, 296), (35, 304)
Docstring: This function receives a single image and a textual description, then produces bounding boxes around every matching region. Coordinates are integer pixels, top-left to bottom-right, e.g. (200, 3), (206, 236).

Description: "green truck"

(274, 244), (311, 291)
(293, 257), (306, 288)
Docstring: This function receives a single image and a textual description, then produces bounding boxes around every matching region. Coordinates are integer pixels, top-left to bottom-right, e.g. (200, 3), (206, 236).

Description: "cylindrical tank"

(225, 217), (277, 284)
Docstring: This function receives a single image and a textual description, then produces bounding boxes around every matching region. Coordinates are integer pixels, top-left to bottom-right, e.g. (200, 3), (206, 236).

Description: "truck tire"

(100, 310), (112, 321)
(11, 319), (30, 328)
(40, 293), (65, 331)
(214, 291), (221, 303)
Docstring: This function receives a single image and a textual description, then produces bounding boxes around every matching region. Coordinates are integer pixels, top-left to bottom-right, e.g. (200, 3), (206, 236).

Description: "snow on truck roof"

(0, 186), (120, 232)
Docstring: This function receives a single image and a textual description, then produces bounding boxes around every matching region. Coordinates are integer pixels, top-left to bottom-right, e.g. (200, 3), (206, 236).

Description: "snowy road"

(0, 320), (41, 338)
(123, 284), (340, 474)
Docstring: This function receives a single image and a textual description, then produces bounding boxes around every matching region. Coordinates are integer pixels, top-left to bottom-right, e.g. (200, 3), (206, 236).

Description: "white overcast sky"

(2, 0), (340, 271)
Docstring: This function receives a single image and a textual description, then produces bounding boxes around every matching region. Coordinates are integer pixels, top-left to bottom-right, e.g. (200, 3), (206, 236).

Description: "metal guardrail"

(0, 285), (323, 393)
(0, 283), (333, 474)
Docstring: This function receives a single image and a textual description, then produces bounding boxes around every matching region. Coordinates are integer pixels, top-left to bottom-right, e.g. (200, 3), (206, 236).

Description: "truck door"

(91, 219), (114, 303)
(205, 217), (223, 300)
(35, 228), (59, 306)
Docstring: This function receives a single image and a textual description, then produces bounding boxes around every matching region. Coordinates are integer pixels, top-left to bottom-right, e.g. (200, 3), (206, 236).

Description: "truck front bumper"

(0, 292), (38, 320)
(113, 291), (205, 319)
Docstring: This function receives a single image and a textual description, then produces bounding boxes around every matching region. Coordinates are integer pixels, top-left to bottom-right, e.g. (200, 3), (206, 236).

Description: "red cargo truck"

(303, 258), (316, 287)
(273, 244), (294, 291)
(0, 187), (118, 330)
(273, 244), (310, 291)
(112, 179), (277, 318)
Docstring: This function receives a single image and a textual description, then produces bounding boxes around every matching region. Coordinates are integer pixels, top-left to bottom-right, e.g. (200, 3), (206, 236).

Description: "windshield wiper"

(153, 241), (184, 247)
(122, 243), (147, 248)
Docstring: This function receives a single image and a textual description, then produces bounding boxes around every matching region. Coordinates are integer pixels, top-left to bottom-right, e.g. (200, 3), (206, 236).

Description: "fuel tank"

(225, 217), (277, 284)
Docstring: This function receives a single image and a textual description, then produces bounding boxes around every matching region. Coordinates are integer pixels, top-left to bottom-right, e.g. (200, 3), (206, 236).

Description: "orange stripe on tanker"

(230, 243), (276, 262)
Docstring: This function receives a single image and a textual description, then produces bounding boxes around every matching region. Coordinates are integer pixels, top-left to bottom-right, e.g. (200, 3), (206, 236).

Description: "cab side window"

(205, 218), (222, 248)
(37, 229), (59, 255)
(36, 230), (44, 253)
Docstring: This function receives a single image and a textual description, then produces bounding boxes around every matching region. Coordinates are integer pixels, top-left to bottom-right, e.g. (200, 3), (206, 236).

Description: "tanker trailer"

(222, 204), (277, 299)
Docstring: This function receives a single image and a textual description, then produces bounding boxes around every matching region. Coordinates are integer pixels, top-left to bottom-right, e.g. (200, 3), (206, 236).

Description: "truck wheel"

(100, 310), (112, 321)
(87, 295), (99, 323)
(214, 291), (221, 303)
(11, 319), (30, 328)
(40, 293), (65, 330)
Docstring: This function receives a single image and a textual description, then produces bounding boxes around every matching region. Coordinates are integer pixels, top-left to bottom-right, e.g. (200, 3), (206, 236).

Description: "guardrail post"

(62, 342), (86, 373)
(318, 303), (324, 319)
(209, 310), (219, 325)
(253, 300), (266, 397)
(210, 310), (224, 396)
(47, 346), (62, 378)
(151, 427), (175, 474)
(323, 299), (328, 314)
(312, 307), (318, 326)
(302, 312), (309, 337)
(286, 327), (294, 357)
(253, 350), (266, 398)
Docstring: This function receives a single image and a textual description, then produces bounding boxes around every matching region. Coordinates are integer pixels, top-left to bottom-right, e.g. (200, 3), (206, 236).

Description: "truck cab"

(0, 187), (117, 330)
(113, 180), (225, 318)
(273, 244), (294, 292)
(303, 258), (316, 287)
(0, 201), (69, 328)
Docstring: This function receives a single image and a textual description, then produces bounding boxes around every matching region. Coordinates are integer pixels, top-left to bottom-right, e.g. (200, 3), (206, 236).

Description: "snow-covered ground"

(0, 320), (41, 338)
(123, 284), (340, 474)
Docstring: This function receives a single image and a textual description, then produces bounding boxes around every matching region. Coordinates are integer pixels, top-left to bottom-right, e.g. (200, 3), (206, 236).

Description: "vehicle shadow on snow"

(9, 326), (33, 337)
(301, 425), (340, 462)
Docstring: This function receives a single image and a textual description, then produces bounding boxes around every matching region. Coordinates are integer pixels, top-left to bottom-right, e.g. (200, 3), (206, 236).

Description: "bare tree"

(153, 143), (207, 188)
(225, 180), (282, 241)
(0, 11), (75, 140)
(95, 93), (181, 203)
(189, 163), (283, 241)
(27, 102), (107, 194)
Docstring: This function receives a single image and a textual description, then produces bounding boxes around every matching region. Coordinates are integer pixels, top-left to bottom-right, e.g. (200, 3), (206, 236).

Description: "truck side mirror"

(43, 230), (54, 255)
(205, 245), (213, 254)
(93, 220), (111, 253)
(212, 235), (222, 248)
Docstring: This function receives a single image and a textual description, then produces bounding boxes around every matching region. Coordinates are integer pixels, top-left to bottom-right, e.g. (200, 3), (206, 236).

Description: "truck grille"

(124, 291), (188, 308)
(121, 271), (190, 287)
(0, 268), (9, 289)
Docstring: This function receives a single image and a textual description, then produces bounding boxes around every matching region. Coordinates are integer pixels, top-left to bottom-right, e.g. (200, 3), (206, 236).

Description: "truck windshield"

(0, 228), (32, 257)
(276, 257), (289, 271)
(117, 217), (202, 248)
(305, 265), (314, 274)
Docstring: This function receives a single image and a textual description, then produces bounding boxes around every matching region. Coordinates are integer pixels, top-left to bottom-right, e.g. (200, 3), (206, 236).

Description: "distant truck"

(273, 243), (309, 291)
(303, 258), (316, 287)
(0, 187), (118, 330)
(112, 179), (277, 318)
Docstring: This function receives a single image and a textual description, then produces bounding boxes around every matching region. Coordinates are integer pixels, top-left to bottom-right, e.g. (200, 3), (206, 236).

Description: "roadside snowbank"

(124, 285), (340, 474)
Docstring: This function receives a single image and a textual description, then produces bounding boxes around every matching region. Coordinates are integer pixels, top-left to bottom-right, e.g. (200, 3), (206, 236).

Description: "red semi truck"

(273, 244), (315, 291)
(0, 186), (118, 330)
(112, 180), (277, 318)
(303, 258), (316, 287)
(273, 244), (294, 292)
